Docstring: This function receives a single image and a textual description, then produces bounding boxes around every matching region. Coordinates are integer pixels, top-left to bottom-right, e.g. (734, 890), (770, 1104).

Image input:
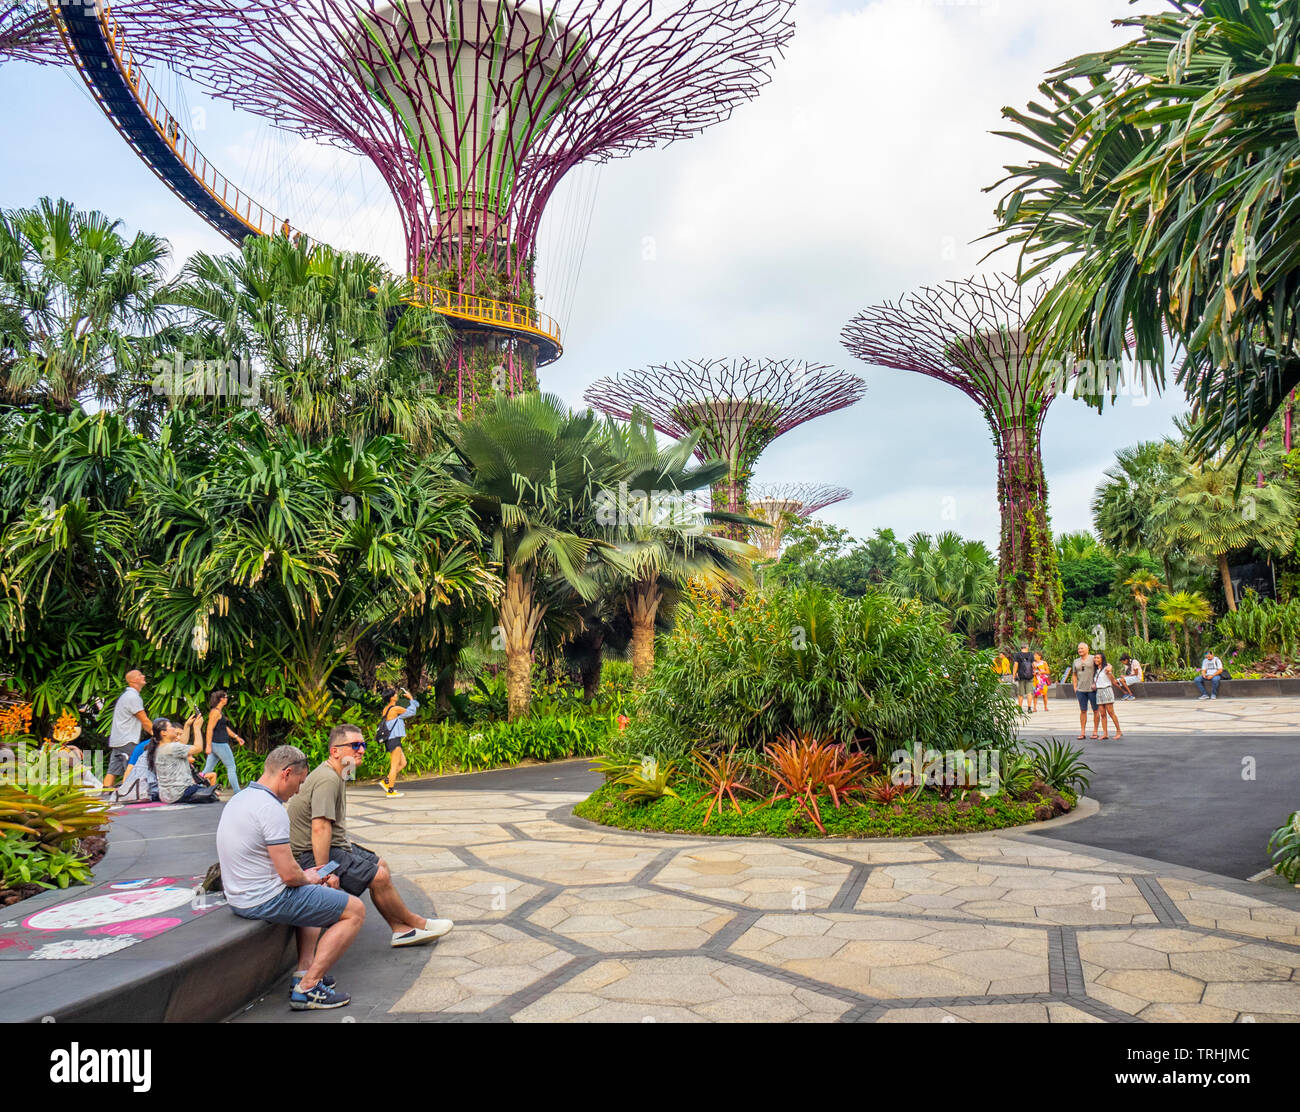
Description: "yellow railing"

(410, 278), (562, 348)
(56, 0), (301, 242)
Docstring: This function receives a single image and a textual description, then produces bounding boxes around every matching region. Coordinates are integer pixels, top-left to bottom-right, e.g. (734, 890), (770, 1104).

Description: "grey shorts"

(1096, 687), (1115, 706)
(107, 748), (134, 778)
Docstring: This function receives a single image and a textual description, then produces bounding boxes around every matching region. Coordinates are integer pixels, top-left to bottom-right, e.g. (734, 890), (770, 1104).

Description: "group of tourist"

(98, 671), (247, 804)
(96, 670), (422, 805)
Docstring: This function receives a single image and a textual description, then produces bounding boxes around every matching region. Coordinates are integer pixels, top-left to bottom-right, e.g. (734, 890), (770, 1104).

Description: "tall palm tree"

(166, 234), (452, 449)
(450, 393), (630, 720)
(1092, 441), (1185, 586)
(1055, 531), (1100, 563)
(992, 0), (1300, 455)
(1124, 571), (1163, 643)
(0, 197), (170, 414)
(1158, 590), (1213, 665)
(598, 415), (757, 678)
(1152, 461), (1294, 612)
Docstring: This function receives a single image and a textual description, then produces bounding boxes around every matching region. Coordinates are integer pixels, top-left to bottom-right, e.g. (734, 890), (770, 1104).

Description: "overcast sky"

(0, 0), (1184, 549)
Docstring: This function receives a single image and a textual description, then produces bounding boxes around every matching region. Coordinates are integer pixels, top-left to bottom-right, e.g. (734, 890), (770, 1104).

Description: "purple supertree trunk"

(842, 274), (1063, 645)
(584, 358), (865, 534)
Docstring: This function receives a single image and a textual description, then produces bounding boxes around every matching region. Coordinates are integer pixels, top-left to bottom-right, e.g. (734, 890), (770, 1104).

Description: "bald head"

(125, 670), (146, 691)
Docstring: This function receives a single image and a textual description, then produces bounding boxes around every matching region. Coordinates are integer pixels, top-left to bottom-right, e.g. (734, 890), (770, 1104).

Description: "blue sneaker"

(290, 981), (350, 1011)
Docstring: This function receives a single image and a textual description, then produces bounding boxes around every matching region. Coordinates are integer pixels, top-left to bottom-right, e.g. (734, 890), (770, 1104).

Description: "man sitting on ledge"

(287, 723), (453, 948)
(216, 744), (364, 1011)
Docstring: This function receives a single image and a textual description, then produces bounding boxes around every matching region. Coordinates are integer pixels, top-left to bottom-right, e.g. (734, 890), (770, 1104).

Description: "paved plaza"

(230, 698), (1300, 1023)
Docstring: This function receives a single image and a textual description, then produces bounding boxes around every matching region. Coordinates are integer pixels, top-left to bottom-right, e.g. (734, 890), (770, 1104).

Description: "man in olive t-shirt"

(1070, 642), (1100, 740)
(286, 723), (452, 948)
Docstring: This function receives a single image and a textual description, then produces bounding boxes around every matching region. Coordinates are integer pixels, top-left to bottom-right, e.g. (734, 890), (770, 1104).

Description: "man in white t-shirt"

(216, 744), (365, 1011)
(103, 670), (153, 790)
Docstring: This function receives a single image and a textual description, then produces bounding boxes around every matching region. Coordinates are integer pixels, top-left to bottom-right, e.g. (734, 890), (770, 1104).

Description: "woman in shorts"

(1093, 652), (1123, 740)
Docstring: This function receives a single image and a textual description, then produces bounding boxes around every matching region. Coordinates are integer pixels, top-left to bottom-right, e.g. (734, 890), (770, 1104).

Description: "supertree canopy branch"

(842, 274), (1062, 643)
(748, 482), (851, 559)
(584, 358), (865, 521)
(48, 0), (795, 283)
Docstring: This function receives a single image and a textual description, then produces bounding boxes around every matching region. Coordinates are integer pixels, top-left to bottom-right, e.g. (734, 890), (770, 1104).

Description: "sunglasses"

(332, 742), (366, 753)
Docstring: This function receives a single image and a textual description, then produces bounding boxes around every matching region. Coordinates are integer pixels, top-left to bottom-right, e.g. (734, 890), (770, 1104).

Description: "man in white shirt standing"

(103, 669), (153, 790)
(1195, 650), (1225, 700)
(216, 744), (365, 1011)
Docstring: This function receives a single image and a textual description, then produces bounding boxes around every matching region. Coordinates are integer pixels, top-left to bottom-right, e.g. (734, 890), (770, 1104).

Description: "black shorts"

(383, 734), (405, 754)
(1076, 690), (1098, 712)
(297, 843), (380, 897)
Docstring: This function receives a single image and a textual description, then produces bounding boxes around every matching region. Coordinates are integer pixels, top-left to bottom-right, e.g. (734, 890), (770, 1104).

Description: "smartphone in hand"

(315, 861), (340, 879)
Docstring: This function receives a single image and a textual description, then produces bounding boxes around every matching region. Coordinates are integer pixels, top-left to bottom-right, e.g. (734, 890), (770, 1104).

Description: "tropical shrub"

(1026, 739), (1092, 794)
(1267, 811), (1300, 884)
(1217, 594), (1300, 663)
(0, 781), (111, 849)
(613, 585), (1019, 766)
(759, 734), (875, 834)
(691, 746), (759, 825)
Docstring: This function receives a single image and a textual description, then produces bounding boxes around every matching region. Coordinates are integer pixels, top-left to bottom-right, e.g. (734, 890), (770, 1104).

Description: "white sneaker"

(1197, 694), (1210, 700)
(392, 919), (454, 947)
(1209, 694), (1217, 700)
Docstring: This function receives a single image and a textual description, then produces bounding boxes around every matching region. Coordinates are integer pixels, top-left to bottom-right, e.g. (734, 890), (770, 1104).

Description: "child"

(1032, 651), (1051, 712)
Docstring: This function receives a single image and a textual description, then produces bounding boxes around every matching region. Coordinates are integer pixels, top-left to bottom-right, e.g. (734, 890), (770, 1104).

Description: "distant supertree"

(842, 275), (1062, 643)
(748, 482), (851, 559)
(584, 359), (866, 523)
(3, 0), (794, 408)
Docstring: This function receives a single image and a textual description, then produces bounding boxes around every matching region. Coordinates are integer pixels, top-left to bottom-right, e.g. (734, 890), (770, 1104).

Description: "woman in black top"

(203, 689), (246, 792)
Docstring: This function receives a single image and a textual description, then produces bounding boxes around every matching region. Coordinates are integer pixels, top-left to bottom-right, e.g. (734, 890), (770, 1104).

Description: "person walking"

(1093, 652), (1123, 740)
(216, 744), (364, 1011)
(1031, 651), (1051, 713)
(1195, 649), (1225, 700)
(1070, 641), (1100, 740)
(204, 690), (246, 794)
(1010, 643), (1036, 712)
(102, 669), (154, 791)
(287, 723), (452, 948)
(376, 687), (418, 797)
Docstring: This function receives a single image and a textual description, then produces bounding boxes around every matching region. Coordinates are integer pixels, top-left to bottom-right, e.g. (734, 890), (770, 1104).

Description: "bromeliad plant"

(0, 781), (110, 849)
(760, 734), (874, 835)
(692, 746), (759, 826)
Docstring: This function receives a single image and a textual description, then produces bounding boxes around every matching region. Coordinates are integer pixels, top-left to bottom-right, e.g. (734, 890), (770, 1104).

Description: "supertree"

(4, 0), (794, 410)
(748, 481), (850, 559)
(584, 359), (866, 528)
(841, 274), (1062, 644)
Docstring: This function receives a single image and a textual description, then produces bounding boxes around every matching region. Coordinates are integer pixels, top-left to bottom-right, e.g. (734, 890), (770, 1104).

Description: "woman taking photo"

(204, 689), (246, 793)
(377, 687), (419, 798)
(149, 713), (212, 804)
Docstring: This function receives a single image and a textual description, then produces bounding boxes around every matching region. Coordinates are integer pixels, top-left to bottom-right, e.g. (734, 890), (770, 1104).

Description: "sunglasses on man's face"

(333, 742), (366, 753)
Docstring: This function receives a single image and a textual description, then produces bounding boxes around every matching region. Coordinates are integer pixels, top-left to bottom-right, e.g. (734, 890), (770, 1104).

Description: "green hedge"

(228, 709), (615, 787)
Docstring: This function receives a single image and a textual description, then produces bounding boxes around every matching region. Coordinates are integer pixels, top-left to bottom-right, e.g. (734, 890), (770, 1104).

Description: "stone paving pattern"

(335, 768), (1300, 1023)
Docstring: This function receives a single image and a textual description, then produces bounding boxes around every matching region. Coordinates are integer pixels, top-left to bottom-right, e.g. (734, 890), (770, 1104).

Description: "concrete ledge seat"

(1047, 677), (1300, 700)
(0, 804), (295, 1023)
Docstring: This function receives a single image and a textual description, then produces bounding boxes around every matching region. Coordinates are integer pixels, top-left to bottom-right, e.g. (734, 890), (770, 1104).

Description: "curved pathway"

(234, 752), (1300, 1024)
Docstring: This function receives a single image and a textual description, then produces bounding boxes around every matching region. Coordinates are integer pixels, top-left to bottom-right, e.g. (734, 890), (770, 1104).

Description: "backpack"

(375, 714), (397, 748)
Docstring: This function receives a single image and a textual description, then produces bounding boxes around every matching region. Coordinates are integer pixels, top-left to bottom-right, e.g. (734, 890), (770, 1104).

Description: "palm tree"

(1055, 531), (1100, 563)
(890, 532), (996, 646)
(598, 415), (757, 679)
(1151, 461), (1294, 613)
(0, 197), (170, 414)
(1124, 572), (1162, 643)
(992, 0), (1300, 455)
(1092, 441), (1185, 585)
(166, 234), (451, 449)
(129, 419), (492, 723)
(1159, 591), (1213, 665)
(450, 393), (630, 720)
